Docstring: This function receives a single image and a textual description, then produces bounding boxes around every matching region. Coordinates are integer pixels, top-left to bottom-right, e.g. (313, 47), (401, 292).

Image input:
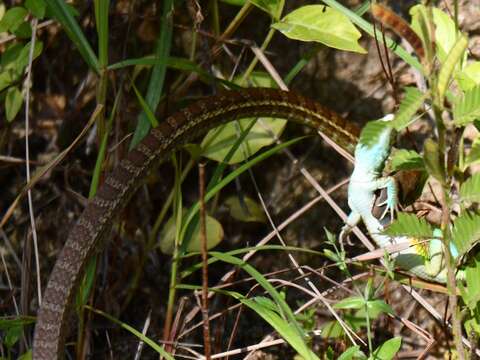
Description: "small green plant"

(2, 0), (480, 359)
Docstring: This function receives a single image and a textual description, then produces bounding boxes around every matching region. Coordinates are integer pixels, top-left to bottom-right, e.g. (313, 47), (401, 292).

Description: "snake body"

(32, 88), (360, 359)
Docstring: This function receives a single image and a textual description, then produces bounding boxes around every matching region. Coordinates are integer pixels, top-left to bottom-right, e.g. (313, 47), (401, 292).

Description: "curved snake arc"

(32, 88), (360, 359)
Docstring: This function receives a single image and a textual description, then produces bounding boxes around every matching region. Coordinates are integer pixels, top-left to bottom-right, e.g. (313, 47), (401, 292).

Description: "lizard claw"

(379, 202), (398, 222)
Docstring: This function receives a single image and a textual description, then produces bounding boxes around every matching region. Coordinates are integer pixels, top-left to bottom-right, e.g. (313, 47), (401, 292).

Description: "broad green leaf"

(338, 346), (365, 360)
(0, 69), (22, 93)
(389, 149), (424, 172)
(272, 5), (366, 54)
(384, 213), (433, 239)
(460, 173), (480, 204)
(5, 86), (23, 122)
(1, 43), (23, 67)
(17, 40), (43, 69)
(371, 337), (402, 360)
(249, 0), (280, 18)
(437, 34), (468, 104)
(465, 137), (480, 168)
(452, 212), (480, 257)
(410, 6), (457, 63)
(423, 139), (445, 184)
(457, 62), (480, 91)
(14, 21), (32, 38)
(366, 300), (393, 317)
(453, 85), (480, 126)
(26, 0), (47, 18)
(159, 210), (224, 255)
(391, 87), (426, 130)
(0, 7), (27, 32)
(224, 195), (267, 223)
(333, 296), (364, 310)
(201, 72), (286, 164)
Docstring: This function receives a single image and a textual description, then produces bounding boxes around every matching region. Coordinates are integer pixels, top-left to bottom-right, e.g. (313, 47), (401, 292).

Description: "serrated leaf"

(272, 5), (366, 54)
(465, 137), (480, 167)
(26, 0), (47, 19)
(460, 173), (480, 203)
(384, 212), (433, 239)
(372, 337), (402, 360)
(358, 119), (390, 148)
(159, 210), (224, 255)
(224, 195), (267, 223)
(201, 72), (286, 164)
(423, 139), (445, 184)
(389, 149), (424, 171)
(437, 34), (468, 103)
(0, 7), (27, 33)
(391, 87), (426, 130)
(454, 85), (480, 126)
(5, 86), (23, 122)
(452, 212), (480, 257)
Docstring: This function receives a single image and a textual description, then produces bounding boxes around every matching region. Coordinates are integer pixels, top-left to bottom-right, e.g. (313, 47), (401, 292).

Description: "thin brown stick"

(198, 163), (211, 359)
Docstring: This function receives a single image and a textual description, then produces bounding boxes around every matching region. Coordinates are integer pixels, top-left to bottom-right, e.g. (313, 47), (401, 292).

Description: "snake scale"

(32, 88), (362, 359)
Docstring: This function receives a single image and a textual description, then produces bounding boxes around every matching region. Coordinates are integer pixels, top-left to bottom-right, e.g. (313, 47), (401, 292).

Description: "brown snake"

(32, 88), (361, 359)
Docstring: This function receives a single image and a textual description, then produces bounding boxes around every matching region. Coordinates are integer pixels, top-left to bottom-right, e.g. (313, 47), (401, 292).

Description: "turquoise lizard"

(340, 115), (464, 283)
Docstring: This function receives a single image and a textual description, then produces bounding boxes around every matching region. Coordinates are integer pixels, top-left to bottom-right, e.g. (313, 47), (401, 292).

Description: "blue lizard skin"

(340, 115), (465, 283)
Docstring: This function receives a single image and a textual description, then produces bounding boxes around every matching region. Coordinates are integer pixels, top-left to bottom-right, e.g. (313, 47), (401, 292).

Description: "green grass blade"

(131, 83), (159, 128)
(44, 0), (99, 72)
(85, 306), (175, 360)
(108, 56), (242, 90)
(210, 252), (305, 336)
(129, 0), (174, 149)
(94, 0), (109, 68)
(88, 91), (122, 198)
(180, 245), (323, 278)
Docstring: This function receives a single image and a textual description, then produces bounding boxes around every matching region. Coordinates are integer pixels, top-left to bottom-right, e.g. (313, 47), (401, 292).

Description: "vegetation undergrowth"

(0, 0), (479, 359)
